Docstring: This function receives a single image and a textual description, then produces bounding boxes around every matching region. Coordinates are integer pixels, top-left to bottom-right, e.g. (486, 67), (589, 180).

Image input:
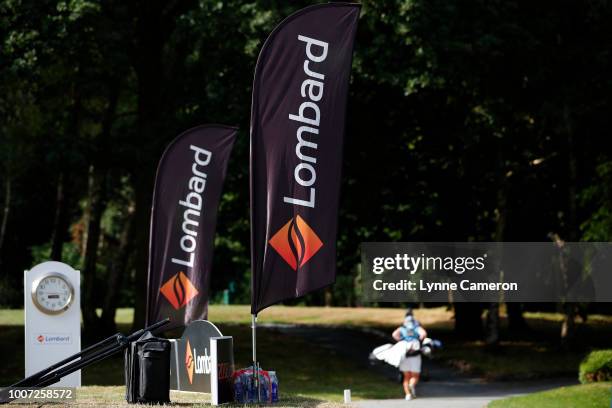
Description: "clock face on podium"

(31, 273), (74, 315)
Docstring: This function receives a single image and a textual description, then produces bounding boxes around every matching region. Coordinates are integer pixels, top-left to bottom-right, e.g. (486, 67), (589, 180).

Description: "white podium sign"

(24, 261), (81, 387)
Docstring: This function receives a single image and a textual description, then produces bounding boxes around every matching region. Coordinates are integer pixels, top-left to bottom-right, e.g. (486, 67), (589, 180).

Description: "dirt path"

(263, 324), (577, 408)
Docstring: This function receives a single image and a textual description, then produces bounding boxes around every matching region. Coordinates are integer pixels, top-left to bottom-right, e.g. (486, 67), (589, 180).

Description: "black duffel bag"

(124, 331), (171, 404)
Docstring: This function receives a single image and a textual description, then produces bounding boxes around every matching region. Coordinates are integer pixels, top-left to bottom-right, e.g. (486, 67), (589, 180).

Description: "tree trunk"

(82, 80), (119, 336)
(100, 205), (135, 334)
(507, 303), (528, 332)
(454, 303), (483, 338)
(130, 1), (166, 331)
(129, 0), (198, 330)
(565, 106), (578, 243)
(485, 147), (507, 346)
(82, 166), (107, 336)
(561, 302), (575, 347)
(324, 287), (333, 307)
(485, 303), (500, 346)
(50, 172), (67, 261)
(561, 103), (577, 347)
(0, 177), (12, 271)
(132, 183), (152, 330)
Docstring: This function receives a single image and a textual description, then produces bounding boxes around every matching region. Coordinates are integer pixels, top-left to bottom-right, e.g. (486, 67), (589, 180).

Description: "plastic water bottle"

(233, 375), (244, 403)
(259, 375), (268, 403)
(269, 371), (279, 403)
(246, 374), (256, 403)
(260, 370), (271, 403)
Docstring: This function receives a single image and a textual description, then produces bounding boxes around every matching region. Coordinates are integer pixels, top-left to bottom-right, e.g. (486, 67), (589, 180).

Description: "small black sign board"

(169, 320), (235, 405)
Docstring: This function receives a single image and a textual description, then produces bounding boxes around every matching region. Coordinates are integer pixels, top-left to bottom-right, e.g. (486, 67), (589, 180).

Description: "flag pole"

(251, 313), (260, 402)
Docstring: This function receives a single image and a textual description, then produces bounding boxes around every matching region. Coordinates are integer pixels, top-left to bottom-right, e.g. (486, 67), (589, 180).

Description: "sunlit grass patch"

(488, 382), (612, 408)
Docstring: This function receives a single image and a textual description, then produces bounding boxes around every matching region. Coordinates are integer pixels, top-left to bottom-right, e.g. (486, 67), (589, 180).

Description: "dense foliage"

(579, 350), (612, 383)
(1, 0), (611, 336)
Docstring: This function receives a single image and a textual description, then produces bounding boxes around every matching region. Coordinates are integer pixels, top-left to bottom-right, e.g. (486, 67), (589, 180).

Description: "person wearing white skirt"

(392, 309), (427, 400)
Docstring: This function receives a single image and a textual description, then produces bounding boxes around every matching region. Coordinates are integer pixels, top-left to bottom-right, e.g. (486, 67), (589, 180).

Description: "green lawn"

(0, 305), (449, 328)
(0, 306), (401, 404)
(436, 311), (612, 381)
(65, 386), (345, 407)
(4, 306), (612, 382)
(489, 382), (612, 408)
(3, 306), (612, 405)
(438, 339), (586, 380)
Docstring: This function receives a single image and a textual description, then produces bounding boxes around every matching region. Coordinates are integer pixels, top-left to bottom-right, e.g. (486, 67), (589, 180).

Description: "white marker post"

(344, 389), (351, 403)
(24, 261), (81, 387)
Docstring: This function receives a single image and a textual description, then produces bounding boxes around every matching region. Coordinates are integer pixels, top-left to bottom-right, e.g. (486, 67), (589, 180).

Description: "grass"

(8, 387), (346, 407)
(488, 382), (612, 408)
(219, 324), (399, 402)
(3, 305), (612, 404)
(0, 305), (452, 328)
(0, 306), (402, 404)
(210, 305), (453, 329)
(439, 339), (583, 380)
(2, 305), (609, 331)
(436, 310), (612, 381)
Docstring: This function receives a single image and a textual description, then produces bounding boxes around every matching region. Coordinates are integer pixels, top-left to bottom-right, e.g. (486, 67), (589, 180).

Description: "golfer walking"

(392, 308), (427, 400)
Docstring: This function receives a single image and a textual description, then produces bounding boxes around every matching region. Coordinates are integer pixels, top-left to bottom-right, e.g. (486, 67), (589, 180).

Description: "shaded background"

(1, 0), (611, 343)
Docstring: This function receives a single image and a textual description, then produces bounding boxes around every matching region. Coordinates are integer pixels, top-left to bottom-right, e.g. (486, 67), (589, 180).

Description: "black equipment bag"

(125, 331), (171, 404)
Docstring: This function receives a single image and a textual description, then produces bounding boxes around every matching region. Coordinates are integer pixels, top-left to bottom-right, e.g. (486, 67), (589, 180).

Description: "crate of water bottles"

(232, 366), (279, 403)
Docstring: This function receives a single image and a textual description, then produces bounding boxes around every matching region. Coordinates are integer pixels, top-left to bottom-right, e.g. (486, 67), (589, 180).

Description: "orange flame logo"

(159, 271), (199, 310)
(269, 215), (323, 270)
(185, 339), (194, 384)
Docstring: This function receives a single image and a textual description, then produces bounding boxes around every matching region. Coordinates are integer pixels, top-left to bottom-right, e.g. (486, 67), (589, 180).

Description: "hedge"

(579, 350), (612, 383)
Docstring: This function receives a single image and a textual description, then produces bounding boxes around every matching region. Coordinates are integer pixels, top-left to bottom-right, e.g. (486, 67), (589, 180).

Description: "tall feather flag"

(147, 125), (237, 328)
(250, 3), (360, 314)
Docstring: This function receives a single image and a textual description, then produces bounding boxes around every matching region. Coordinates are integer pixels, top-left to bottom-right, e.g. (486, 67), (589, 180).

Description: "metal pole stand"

(251, 314), (260, 403)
